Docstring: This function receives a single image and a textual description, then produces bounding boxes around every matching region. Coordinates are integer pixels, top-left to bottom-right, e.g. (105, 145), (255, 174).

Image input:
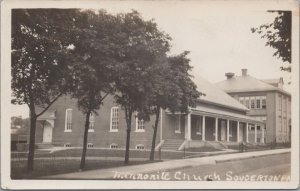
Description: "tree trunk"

(27, 107), (37, 172)
(150, 107), (160, 161)
(80, 110), (91, 170)
(124, 110), (132, 165)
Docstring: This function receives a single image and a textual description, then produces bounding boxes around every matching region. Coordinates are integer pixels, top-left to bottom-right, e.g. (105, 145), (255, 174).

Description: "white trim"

(135, 112), (145, 132)
(110, 143), (118, 149)
(88, 112), (95, 132)
(135, 144), (145, 150)
(110, 107), (119, 132)
(64, 108), (72, 132)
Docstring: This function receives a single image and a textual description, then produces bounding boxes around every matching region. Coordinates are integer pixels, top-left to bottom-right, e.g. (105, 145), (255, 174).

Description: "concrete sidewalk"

(43, 148), (290, 179)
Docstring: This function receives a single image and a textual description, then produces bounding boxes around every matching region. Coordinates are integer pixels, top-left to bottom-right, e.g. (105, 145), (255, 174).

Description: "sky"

(10, 1), (293, 118)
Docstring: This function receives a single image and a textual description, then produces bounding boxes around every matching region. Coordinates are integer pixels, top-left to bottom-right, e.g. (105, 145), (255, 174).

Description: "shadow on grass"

(11, 159), (161, 179)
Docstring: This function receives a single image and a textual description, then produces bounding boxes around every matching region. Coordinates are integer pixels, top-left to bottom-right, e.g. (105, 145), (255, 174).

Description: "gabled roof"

(194, 77), (249, 112)
(215, 75), (290, 96)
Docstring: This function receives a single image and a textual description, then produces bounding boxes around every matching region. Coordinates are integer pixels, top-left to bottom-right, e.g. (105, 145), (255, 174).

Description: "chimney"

(225, 72), (235, 79)
(242, 69), (248, 76)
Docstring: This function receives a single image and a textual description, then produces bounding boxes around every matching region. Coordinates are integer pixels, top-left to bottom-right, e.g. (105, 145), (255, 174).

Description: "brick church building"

(34, 71), (276, 151)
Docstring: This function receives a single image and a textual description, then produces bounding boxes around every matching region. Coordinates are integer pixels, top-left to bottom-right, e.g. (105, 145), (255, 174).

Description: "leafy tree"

(11, 9), (81, 171)
(67, 10), (118, 170)
(112, 11), (171, 164)
(148, 51), (201, 161)
(251, 11), (291, 72)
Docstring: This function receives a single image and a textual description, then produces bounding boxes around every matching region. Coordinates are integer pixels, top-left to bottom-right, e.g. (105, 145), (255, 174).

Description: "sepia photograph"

(1, 0), (299, 189)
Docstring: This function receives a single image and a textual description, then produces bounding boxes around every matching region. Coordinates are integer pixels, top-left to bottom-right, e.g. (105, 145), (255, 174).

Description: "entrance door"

(43, 125), (53, 143)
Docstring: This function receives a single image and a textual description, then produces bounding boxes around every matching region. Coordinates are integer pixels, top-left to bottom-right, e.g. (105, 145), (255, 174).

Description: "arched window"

(65, 109), (72, 132)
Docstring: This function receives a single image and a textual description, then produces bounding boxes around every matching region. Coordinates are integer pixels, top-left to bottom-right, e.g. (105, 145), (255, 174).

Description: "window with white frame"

(135, 113), (145, 132)
(262, 96), (267, 109)
(136, 144), (145, 150)
(175, 115), (181, 133)
(250, 97), (255, 109)
(89, 112), (95, 132)
(110, 143), (118, 149)
(65, 109), (72, 132)
(256, 97), (261, 109)
(64, 143), (71, 147)
(110, 107), (119, 132)
(87, 143), (93, 148)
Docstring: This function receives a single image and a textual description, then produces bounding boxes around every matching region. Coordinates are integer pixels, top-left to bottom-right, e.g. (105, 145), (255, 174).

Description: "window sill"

(175, 131), (181, 134)
(135, 130), (145, 133)
(110, 130), (118, 132)
(88, 129), (94, 132)
(196, 132), (202, 135)
(64, 130), (72, 132)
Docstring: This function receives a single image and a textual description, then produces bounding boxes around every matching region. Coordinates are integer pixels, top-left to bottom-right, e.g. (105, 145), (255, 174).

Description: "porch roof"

(190, 106), (264, 124)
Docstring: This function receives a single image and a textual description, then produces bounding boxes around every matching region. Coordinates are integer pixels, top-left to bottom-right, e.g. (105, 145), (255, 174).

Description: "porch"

(163, 107), (265, 150)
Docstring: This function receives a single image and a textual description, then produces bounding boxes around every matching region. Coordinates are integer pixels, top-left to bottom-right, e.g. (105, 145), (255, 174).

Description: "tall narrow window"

(110, 107), (119, 132)
(256, 96), (261, 109)
(135, 113), (145, 132)
(89, 113), (95, 132)
(262, 96), (267, 109)
(250, 97), (255, 109)
(65, 109), (72, 132)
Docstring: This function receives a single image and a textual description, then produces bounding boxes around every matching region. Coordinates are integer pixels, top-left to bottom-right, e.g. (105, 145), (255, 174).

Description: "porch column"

(261, 125), (265, 144)
(246, 122), (249, 143)
(237, 121), (240, 143)
(185, 113), (192, 140)
(202, 116), (206, 141)
(254, 124), (257, 143)
(215, 117), (218, 141)
(226, 119), (230, 142)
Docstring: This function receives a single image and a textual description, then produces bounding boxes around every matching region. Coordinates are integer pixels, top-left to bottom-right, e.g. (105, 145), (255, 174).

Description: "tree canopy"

(251, 11), (291, 72)
(11, 9), (84, 171)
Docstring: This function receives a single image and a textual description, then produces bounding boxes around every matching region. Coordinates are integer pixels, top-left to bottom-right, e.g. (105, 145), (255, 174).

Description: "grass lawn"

(11, 158), (159, 179)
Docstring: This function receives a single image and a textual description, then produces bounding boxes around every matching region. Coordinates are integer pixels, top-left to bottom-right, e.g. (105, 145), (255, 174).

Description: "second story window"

(110, 107), (119, 132)
(256, 97), (261, 109)
(250, 98), (255, 109)
(65, 108), (72, 132)
(262, 96), (266, 109)
(89, 112), (95, 132)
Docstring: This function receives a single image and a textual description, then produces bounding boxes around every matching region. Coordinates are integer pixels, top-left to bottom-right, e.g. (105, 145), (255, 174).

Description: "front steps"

(160, 139), (184, 150)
